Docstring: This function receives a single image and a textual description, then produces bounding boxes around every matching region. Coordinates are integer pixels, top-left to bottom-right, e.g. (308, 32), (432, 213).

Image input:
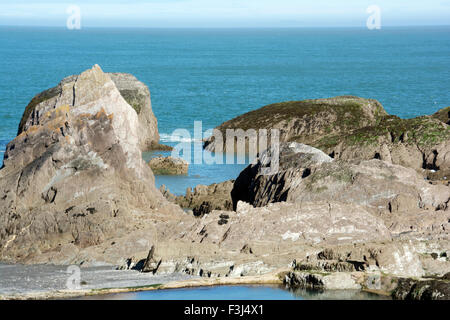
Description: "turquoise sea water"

(0, 26), (449, 193)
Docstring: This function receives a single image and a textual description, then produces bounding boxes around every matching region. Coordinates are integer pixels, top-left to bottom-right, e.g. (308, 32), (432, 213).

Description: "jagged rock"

(240, 244), (253, 254)
(159, 185), (177, 202)
(162, 180), (234, 216)
(148, 156), (188, 175)
(231, 142), (450, 212)
(392, 277), (450, 300)
(284, 271), (361, 291)
(293, 244), (428, 277)
(231, 142), (332, 209)
(17, 71), (160, 153)
(141, 245), (162, 274)
(0, 65), (179, 263)
(322, 115), (450, 176)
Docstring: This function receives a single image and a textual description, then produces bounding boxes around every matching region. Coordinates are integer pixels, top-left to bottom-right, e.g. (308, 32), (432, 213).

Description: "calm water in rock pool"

(75, 285), (391, 300)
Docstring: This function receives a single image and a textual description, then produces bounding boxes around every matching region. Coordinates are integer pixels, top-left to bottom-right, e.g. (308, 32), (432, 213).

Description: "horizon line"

(1, 24), (450, 30)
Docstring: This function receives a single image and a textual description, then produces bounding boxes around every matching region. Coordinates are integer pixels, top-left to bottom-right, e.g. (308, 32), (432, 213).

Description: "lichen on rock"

(149, 156), (189, 175)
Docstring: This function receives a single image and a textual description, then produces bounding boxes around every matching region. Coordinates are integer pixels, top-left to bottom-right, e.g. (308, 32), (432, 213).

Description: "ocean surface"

(0, 26), (449, 194)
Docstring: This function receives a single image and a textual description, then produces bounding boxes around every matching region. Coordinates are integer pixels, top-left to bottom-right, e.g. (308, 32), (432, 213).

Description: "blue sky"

(0, 0), (449, 27)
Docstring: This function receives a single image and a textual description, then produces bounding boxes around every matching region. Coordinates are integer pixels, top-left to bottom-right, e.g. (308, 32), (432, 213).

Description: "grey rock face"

(232, 142), (449, 212)
(18, 71), (159, 152)
(163, 180), (234, 216)
(109, 73), (160, 151)
(0, 65), (176, 263)
(187, 200), (392, 247)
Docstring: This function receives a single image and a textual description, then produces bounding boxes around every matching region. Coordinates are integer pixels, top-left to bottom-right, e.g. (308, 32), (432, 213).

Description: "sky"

(0, 0), (449, 28)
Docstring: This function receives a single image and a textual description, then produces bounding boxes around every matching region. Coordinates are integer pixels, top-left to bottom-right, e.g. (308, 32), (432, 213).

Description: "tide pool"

(75, 285), (391, 300)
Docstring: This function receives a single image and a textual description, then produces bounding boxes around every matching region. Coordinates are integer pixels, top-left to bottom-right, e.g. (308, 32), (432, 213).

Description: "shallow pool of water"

(76, 285), (391, 300)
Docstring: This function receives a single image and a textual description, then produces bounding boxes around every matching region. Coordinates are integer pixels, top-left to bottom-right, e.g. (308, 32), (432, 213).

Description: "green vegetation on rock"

(218, 96), (385, 133)
(119, 89), (146, 114)
(432, 106), (450, 125)
(18, 86), (60, 134)
(343, 115), (449, 147)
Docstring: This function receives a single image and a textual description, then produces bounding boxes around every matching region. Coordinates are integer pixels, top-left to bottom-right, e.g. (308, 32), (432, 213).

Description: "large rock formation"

(1, 73), (449, 299)
(0, 65), (180, 262)
(232, 142), (450, 212)
(204, 96), (387, 151)
(17, 70), (160, 152)
(204, 96), (450, 179)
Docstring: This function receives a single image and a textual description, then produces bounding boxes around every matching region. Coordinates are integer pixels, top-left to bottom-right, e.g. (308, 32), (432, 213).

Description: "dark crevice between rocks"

(422, 150), (440, 171)
(302, 168), (311, 178)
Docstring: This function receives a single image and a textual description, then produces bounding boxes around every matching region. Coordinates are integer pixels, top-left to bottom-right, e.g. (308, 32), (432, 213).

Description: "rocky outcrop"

(322, 115), (450, 177)
(149, 156), (188, 175)
(204, 96), (450, 179)
(293, 245), (426, 278)
(283, 244), (450, 300)
(204, 96), (387, 152)
(141, 245), (162, 274)
(0, 65), (181, 263)
(392, 277), (450, 300)
(433, 106), (450, 125)
(2, 74), (449, 300)
(18, 71), (160, 152)
(232, 142), (450, 212)
(164, 180), (234, 216)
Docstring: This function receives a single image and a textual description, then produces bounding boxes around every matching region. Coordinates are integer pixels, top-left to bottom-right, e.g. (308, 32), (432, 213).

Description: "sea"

(1, 26), (449, 194)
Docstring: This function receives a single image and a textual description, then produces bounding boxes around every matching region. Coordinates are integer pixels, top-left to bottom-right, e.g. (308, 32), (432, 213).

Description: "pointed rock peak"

(77, 64), (110, 84)
(73, 65), (118, 107)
